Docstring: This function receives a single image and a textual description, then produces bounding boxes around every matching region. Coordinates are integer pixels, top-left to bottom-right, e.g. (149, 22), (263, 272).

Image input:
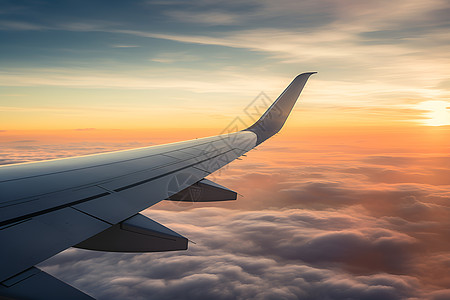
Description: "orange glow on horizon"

(415, 100), (450, 126)
(1, 124), (448, 154)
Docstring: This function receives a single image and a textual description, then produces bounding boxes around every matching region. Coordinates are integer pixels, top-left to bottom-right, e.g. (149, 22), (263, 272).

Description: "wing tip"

(244, 72), (316, 145)
(296, 71), (317, 78)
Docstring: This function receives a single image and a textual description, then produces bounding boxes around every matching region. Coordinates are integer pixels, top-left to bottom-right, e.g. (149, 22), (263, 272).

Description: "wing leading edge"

(0, 73), (315, 299)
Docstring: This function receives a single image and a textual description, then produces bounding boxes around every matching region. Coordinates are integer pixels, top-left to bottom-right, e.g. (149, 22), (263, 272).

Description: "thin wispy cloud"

(166, 10), (240, 25)
(0, 20), (46, 30)
(0, 67), (283, 93)
(111, 45), (140, 48)
(149, 52), (200, 63)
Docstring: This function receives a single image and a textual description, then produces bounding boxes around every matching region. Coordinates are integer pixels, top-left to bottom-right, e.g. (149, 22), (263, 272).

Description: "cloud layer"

(40, 208), (427, 300)
(4, 127), (441, 299)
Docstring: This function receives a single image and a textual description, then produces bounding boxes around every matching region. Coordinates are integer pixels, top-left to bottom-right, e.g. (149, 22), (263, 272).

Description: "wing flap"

(0, 207), (109, 282)
(0, 267), (94, 300)
(167, 178), (237, 202)
(75, 213), (187, 252)
(0, 186), (108, 227)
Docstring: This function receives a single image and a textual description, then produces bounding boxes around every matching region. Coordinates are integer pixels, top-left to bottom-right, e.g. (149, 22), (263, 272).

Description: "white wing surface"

(0, 73), (315, 299)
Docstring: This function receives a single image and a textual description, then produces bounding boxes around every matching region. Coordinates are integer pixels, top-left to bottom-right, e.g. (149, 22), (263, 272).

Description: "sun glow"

(416, 100), (450, 126)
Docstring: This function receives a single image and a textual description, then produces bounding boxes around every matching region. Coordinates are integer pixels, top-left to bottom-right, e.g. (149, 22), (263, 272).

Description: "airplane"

(0, 72), (315, 299)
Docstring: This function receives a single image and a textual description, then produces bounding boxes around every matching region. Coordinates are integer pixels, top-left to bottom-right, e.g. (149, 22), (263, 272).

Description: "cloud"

(429, 290), (450, 300)
(2, 0), (448, 84)
(74, 128), (96, 131)
(2, 127), (448, 299)
(38, 208), (429, 300)
(107, 26), (448, 93)
(111, 45), (140, 48)
(165, 10), (240, 25)
(0, 20), (46, 30)
(0, 1), (448, 128)
(10, 139), (37, 143)
(149, 52), (200, 64)
(0, 67), (285, 95)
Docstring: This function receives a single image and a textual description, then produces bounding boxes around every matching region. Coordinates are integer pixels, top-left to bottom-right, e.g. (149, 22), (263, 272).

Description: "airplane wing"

(0, 72), (315, 299)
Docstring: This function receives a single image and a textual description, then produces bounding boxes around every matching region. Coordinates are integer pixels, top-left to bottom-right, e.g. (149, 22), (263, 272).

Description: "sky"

(1, 0), (450, 299)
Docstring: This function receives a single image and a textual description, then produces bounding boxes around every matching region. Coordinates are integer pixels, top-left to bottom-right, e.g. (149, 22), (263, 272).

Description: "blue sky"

(1, 0), (449, 130)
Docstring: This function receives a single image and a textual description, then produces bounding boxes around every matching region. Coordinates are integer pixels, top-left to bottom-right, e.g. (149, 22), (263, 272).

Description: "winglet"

(245, 72), (316, 145)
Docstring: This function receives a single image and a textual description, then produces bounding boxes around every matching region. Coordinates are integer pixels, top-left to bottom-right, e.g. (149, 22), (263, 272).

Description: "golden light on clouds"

(416, 100), (450, 126)
(1, 124), (448, 299)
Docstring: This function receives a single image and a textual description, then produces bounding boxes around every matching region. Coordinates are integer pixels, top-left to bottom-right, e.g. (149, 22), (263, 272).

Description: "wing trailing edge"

(167, 178), (237, 202)
(0, 267), (94, 300)
(75, 213), (188, 252)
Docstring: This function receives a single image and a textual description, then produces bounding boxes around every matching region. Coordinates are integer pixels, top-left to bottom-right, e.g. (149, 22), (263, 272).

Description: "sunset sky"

(1, 1), (450, 299)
